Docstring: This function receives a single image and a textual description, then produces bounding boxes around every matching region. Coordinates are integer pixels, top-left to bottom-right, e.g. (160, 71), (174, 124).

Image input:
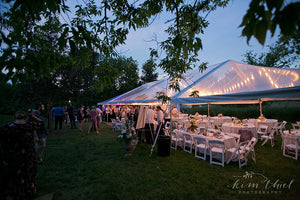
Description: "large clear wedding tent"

(98, 60), (300, 106)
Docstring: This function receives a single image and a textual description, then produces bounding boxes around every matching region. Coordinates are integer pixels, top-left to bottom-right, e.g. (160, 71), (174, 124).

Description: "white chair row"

(170, 131), (257, 168)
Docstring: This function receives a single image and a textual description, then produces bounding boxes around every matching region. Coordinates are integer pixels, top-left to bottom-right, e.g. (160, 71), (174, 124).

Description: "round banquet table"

(255, 119), (278, 132)
(222, 123), (257, 139)
(210, 116), (232, 127)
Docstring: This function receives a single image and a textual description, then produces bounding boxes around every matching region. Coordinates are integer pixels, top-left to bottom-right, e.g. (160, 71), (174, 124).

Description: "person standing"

(52, 104), (64, 130)
(67, 103), (76, 129)
(64, 105), (69, 128)
(156, 106), (164, 135)
(171, 105), (179, 117)
(88, 106), (99, 134)
(33, 103), (47, 164)
(77, 105), (85, 132)
(145, 106), (156, 144)
(0, 111), (37, 199)
(96, 105), (102, 129)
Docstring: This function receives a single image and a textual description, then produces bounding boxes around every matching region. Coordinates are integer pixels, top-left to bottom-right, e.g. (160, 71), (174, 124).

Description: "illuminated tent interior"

(98, 60), (300, 106)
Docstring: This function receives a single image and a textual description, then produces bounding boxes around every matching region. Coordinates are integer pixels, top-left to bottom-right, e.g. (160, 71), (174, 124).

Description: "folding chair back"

(208, 140), (225, 167)
(194, 136), (207, 160)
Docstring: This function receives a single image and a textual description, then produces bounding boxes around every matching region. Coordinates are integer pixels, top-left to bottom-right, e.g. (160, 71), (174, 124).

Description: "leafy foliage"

(240, 0), (300, 45)
(140, 59), (158, 84)
(0, 1), (69, 83)
(150, 0), (229, 90)
(155, 91), (171, 105)
(189, 90), (200, 97)
(242, 32), (300, 68)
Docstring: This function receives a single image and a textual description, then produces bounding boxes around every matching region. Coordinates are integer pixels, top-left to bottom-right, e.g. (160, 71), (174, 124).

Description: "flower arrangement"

(257, 114), (266, 121)
(117, 119), (138, 142)
(188, 117), (198, 132)
(233, 118), (242, 126)
(218, 113), (223, 118)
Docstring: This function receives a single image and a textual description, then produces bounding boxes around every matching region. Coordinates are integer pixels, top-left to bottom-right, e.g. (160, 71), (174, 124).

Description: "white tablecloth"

(197, 120), (212, 129)
(210, 116), (232, 127)
(222, 123), (257, 139)
(255, 119), (278, 130)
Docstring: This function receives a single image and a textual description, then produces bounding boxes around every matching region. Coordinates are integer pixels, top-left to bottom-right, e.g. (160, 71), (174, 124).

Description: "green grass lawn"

(34, 122), (300, 200)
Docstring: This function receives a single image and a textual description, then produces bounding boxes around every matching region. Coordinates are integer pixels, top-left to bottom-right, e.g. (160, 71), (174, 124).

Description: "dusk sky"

(116, 0), (279, 77)
(65, 0), (289, 78)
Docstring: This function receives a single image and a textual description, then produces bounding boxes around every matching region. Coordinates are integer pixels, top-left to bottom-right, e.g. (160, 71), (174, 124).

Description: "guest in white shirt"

(171, 106), (178, 117)
(145, 106), (155, 144)
(156, 106), (164, 135)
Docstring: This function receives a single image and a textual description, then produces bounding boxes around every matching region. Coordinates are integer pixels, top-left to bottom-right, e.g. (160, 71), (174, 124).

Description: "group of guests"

(51, 104), (104, 133)
(0, 103), (179, 199)
(0, 103), (47, 199)
(143, 105), (180, 143)
(103, 105), (139, 123)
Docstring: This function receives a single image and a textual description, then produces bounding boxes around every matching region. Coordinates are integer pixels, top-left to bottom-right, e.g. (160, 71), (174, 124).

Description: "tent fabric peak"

(98, 60), (300, 105)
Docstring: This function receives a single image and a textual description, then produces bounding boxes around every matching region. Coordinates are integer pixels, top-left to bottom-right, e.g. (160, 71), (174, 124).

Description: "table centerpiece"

(188, 117), (198, 133)
(117, 119), (138, 156)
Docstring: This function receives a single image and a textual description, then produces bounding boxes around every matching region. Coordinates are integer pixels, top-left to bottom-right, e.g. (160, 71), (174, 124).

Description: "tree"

(0, 0), (229, 84)
(240, 0), (300, 45)
(0, 0), (69, 83)
(148, 0), (228, 90)
(242, 31), (300, 68)
(140, 59), (158, 84)
(1, 0), (299, 83)
(92, 56), (140, 101)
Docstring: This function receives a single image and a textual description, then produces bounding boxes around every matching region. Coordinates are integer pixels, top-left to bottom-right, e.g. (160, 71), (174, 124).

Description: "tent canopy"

(98, 60), (300, 105)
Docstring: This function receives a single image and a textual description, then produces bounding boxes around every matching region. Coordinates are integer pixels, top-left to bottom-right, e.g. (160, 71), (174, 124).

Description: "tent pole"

(259, 99), (263, 116)
(170, 101), (172, 131)
(208, 103), (210, 117)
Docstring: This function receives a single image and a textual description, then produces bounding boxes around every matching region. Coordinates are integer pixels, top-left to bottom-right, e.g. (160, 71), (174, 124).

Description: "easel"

(149, 101), (171, 157)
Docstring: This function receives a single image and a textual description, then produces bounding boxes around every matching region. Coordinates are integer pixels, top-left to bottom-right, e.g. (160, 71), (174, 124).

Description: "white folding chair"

(171, 131), (183, 150)
(292, 123), (300, 130)
(226, 140), (249, 168)
(281, 130), (290, 149)
(261, 127), (276, 147)
(208, 140), (225, 167)
(182, 120), (190, 130)
(275, 121), (287, 135)
(227, 137), (257, 168)
(196, 122), (206, 133)
(245, 137), (258, 163)
(183, 133), (194, 154)
(164, 121), (171, 135)
(208, 120), (216, 129)
(194, 136), (208, 160)
(226, 132), (240, 145)
(283, 134), (300, 160)
(257, 124), (269, 140)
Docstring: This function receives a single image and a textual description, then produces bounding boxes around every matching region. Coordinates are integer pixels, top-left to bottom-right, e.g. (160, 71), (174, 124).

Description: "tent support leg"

(149, 101), (170, 157)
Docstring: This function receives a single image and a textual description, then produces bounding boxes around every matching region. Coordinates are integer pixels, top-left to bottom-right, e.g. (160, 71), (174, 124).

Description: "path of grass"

(35, 122), (300, 200)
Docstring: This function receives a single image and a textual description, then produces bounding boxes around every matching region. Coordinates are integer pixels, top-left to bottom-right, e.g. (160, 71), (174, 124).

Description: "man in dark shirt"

(67, 103), (77, 129)
(33, 103), (47, 164)
(0, 111), (37, 199)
